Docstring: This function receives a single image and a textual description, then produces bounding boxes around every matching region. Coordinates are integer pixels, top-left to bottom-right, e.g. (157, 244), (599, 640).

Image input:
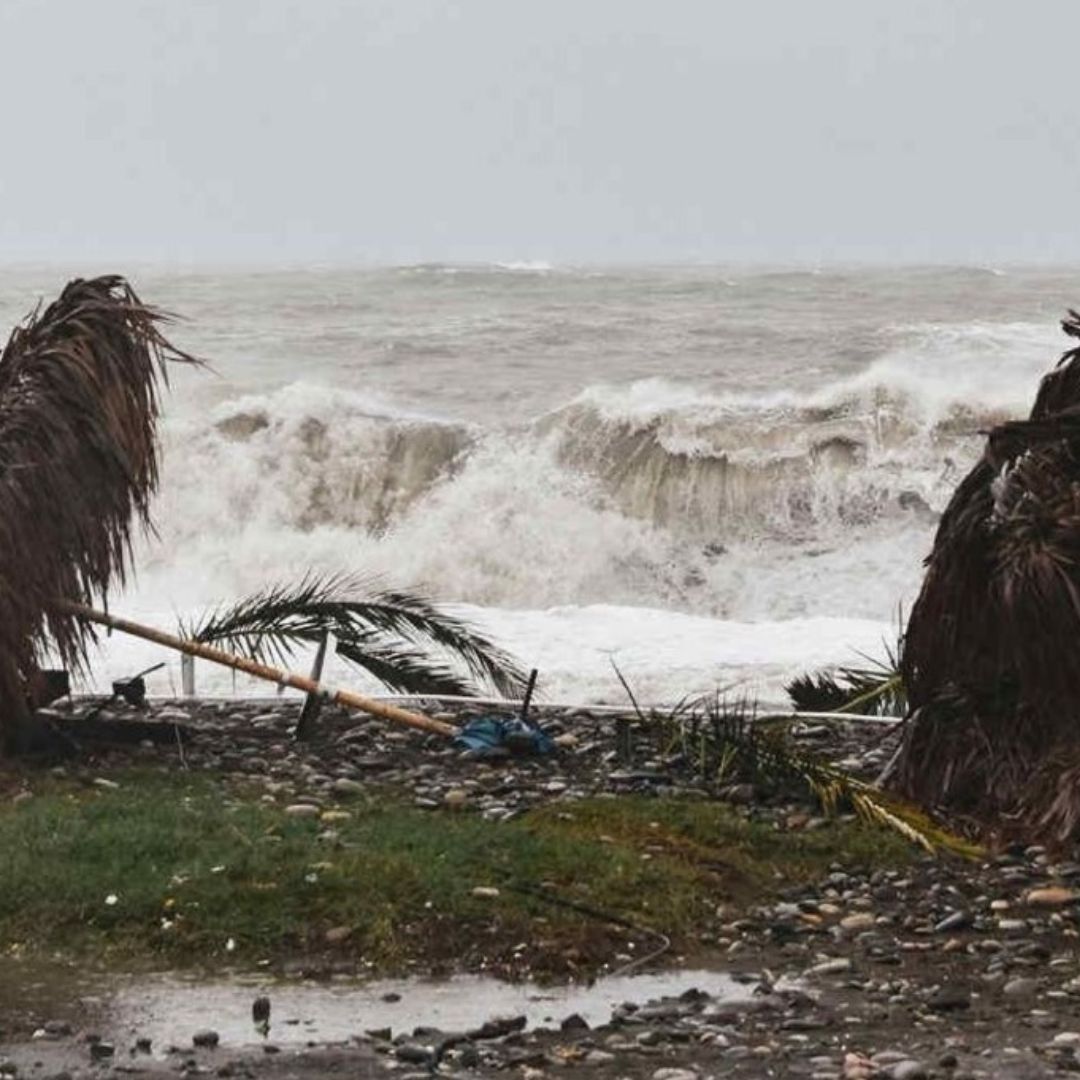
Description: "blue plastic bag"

(453, 715), (555, 757)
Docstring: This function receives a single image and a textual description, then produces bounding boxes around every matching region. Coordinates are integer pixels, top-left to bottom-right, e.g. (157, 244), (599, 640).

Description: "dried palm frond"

(184, 573), (528, 697)
(0, 277), (196, 747)
(888, 309), (1080, 843)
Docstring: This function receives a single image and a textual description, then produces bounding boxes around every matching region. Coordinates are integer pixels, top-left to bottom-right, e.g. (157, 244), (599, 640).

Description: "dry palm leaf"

(0, 277), (196, 746)
(889, 310), (1080, 843)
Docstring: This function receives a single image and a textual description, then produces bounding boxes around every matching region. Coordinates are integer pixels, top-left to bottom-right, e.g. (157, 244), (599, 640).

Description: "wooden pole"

(56, 600), (458, 739)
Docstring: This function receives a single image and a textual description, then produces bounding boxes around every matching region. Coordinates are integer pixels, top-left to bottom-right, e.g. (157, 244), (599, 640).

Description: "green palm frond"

(183, 573), (528, 698)
(650, 694), (976, 856)
(787, 635), (907, 717)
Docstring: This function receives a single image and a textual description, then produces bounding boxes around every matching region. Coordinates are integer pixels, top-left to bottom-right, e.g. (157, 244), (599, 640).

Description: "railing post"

(180, 653), (196, 697)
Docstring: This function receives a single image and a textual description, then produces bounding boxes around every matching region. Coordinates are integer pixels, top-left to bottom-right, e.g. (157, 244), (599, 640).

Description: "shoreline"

(3, 699), (1080, 1078)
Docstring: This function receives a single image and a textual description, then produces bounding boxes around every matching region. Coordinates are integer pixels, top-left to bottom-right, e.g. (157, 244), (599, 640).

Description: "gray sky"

(2, 0), (1079, 265)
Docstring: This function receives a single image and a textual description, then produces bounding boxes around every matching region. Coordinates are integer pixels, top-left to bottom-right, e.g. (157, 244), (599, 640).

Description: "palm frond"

(184, 573), (529, 698)
(0, 276), (196, 741)
(787, 665), (905, 716)
(649, 694), (975, 856)
(787, 638), (906, 717)
(890, 309), (1080, 842)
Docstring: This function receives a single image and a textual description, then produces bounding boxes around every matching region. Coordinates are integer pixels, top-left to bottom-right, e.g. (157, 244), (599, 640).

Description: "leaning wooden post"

(295, 630), (330, 742)
(56, 600), (457, 738)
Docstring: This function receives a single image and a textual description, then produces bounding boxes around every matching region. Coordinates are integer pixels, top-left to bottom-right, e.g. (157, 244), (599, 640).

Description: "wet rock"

(1003, 977), (1040, 998)
(395, 1043), (435, 1065)
(331, 778), (364, 796)
(89, 1041), (115, 1060)
(997, 918), (1029, 934)
(935, 910), (973, 933)
(468, 1015), (527, 1040)
(806, 957), (852, 976)
(927, 985), (971, 1012)
(839, 913), (877, 933)
(192, 1029), (220, 1048)
(1025, 886), (1076, 907)
(583, 1050), (616, 1065)
(843, 1053), (874, 1079)
(455, 1043), (481, 1068)
(891, 1062), (929, 1080)
(560, 1013), (590, 1032)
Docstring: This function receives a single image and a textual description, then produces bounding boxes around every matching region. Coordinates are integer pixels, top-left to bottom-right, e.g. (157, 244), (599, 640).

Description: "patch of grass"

(0, 770), (915, 974)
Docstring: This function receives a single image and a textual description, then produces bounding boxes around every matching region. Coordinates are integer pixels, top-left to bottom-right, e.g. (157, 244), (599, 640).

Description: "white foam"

(76, 596), (893, 710)
(67, 285), (1064, 709)
(493, 260), (556, 273)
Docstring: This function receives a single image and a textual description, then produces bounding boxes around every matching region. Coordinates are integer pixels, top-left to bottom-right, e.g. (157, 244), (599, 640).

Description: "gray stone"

(935, 910), (973, 933)
(331, 777), (364, 796)
(927, 985), (971, 1012)
(583, 1050), (616, 1065)
(395, 1044), (434, 1065)
(806, 957), (852, 976)
(1003, 977), (1040, 998)
(891, 1062), (929, 1080)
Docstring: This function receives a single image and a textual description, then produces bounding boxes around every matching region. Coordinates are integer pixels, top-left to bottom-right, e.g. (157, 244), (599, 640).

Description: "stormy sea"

(3, 263), (1076, 706)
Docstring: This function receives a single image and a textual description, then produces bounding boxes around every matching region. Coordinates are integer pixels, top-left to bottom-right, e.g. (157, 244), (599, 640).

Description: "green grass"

(0, 770), (915, 974)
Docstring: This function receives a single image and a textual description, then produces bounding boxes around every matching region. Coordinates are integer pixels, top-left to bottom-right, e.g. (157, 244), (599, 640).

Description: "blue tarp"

(453, 715), (555, 757)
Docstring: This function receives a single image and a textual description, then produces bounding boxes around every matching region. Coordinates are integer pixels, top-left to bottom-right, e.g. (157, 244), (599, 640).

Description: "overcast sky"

(2, 0), (1079, 266)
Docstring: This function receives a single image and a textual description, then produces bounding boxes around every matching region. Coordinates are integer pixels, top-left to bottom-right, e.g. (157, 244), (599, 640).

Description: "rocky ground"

(4, 698), (1080, 1077)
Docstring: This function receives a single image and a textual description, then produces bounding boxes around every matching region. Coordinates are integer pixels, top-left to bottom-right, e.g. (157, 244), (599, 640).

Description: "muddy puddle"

(0, 960), (768, 1051)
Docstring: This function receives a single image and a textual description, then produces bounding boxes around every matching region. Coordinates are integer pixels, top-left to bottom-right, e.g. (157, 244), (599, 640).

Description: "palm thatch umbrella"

(0, 276), (197, 750)
(0, 277), (528, 752)
(885, 311), (1080, 844)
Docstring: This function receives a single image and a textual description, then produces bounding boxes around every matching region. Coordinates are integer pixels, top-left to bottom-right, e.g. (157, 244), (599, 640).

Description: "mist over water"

(3, 265), (1077, 703)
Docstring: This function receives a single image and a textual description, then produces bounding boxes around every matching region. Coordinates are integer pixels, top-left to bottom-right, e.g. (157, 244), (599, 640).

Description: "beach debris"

(454, 715), (555, 757)
(60, 599), (461, 738)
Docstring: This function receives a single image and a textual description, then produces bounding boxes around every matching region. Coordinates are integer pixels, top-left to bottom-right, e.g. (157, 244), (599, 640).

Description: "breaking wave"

(143, 317), (1055, 626)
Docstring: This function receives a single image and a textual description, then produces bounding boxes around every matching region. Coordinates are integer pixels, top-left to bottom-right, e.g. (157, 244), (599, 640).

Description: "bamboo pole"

(57, 600), (458, 738)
